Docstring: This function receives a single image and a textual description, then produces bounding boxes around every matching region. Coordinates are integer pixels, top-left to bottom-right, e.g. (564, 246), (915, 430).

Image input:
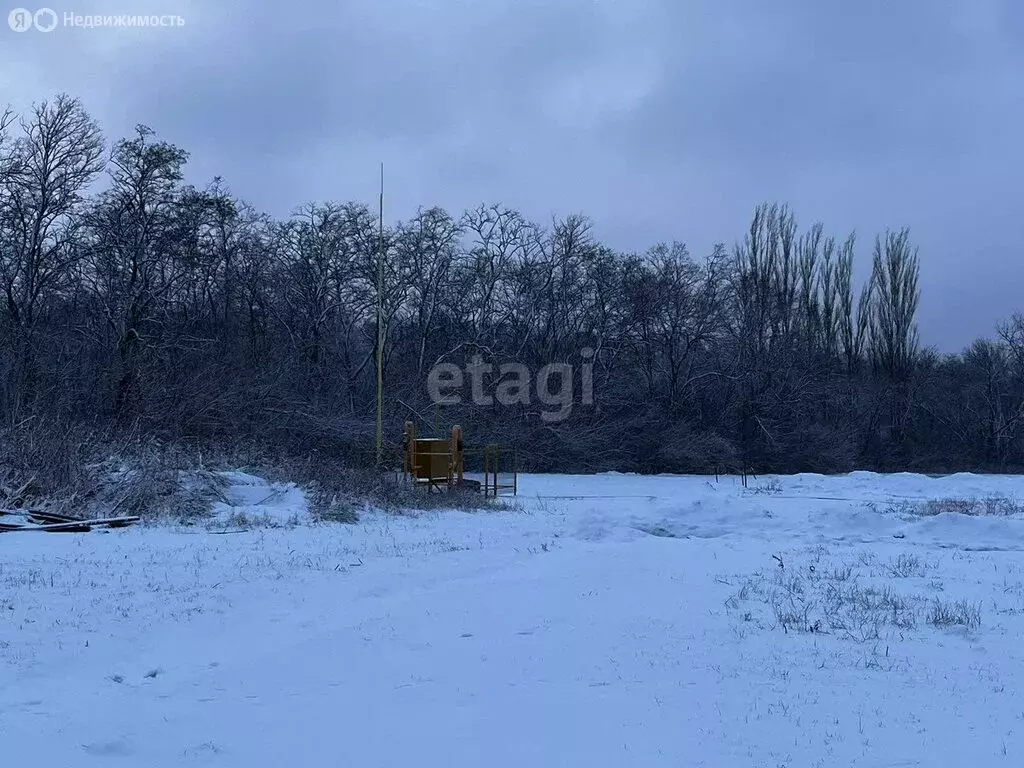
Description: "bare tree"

(396, 207), (463, 376)
(0, 95), (102, 419)
(868, 229), (921, 454)
(85, 125), (188, 414)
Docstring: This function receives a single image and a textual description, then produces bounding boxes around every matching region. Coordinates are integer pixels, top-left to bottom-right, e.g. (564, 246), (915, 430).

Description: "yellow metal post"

(402, 421), (416, 481)
(451, 424), (464, 487)
(375, 164), (384, 465)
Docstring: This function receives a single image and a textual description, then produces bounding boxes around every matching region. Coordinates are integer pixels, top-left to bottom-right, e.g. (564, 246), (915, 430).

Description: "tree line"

(2, 95), (1023, 474)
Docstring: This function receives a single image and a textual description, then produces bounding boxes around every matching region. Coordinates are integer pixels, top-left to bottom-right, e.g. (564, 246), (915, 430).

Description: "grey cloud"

(2, 0), (1021, 349)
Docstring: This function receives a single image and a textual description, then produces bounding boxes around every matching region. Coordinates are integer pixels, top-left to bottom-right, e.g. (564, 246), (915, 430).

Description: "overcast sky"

(3, 0), (1021, 351)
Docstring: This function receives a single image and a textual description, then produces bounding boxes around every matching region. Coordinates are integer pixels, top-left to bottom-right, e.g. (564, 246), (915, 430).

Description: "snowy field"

(4, 471), (1024, 766)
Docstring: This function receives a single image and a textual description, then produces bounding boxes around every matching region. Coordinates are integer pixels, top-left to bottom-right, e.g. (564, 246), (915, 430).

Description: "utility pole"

(375, 163), (384, 465)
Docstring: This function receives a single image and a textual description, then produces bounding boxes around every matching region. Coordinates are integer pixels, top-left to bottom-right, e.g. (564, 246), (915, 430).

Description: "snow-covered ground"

(4, 471), (1024, 766)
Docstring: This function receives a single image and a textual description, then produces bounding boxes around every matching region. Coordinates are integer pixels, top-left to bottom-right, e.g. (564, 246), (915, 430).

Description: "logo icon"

(33, 7), (56, 31)
(7, 7), (58, 31)
(8, 7), (32, 30)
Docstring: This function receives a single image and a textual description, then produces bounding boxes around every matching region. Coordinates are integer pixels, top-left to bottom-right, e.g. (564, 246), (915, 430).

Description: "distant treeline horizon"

(3, 95), (1023, 475)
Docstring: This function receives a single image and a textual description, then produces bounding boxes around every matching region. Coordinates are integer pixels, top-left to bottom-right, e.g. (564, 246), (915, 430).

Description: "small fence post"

(493, 446), (499, 499)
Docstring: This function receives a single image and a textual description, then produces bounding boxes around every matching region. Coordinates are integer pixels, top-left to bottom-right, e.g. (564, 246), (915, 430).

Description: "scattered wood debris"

(0, 508), (140, 533)
(0, 473), (140, 532)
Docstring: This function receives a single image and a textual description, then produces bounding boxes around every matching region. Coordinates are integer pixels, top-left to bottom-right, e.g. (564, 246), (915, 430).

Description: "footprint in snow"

(82, 740), (133, 757)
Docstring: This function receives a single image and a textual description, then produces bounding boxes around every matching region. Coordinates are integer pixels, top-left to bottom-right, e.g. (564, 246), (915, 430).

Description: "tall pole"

(375, 163), (384, 465)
